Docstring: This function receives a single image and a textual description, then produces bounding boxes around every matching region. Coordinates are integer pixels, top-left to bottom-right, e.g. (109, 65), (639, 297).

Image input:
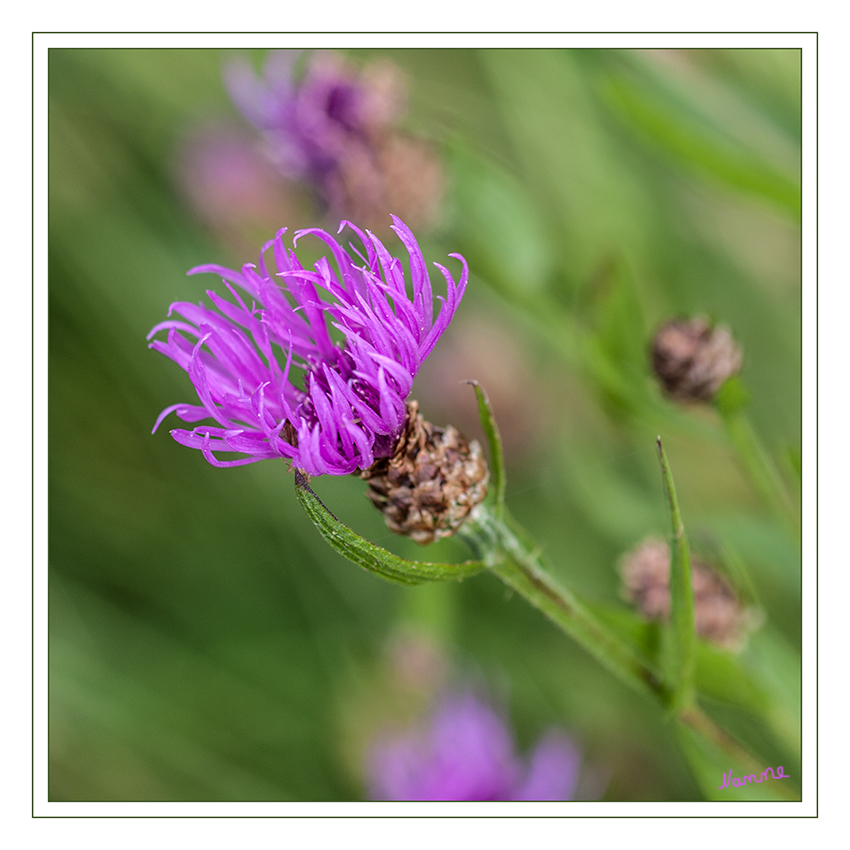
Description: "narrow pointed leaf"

(656, 437), (696, 710)
(601, 67), (801, 219)
(466, 380), (505, 521)
(294, 471), (487, 586)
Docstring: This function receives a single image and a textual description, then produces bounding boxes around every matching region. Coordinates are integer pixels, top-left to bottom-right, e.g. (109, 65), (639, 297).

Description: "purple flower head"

(148, 216), (468, 476)
(367, 692), (581, 802)
(225, 50), (404, 215)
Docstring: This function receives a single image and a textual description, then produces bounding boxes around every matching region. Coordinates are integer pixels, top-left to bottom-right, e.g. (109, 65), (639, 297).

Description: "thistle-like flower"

(225, 50), (443, 230)
(367, 691), (582, 801)
(148, 216), (467, 478)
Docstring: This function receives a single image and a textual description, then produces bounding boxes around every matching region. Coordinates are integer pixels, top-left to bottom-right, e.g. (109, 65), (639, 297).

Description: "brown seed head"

(360, 401), (489, 545)
(619, 537), (753, 651)
(651, 317), (743, 402)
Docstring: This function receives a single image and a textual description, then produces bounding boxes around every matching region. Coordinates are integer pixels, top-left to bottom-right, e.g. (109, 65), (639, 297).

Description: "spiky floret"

(149, 216), (467, 476)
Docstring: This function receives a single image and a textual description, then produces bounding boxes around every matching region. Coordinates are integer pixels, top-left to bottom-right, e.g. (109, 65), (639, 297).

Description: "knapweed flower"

(619, 537), (758, 651)
(225, 50), (443, 230)
(367, 692), (581, 801)
(148, 216), (468, 478)
(651, 316), (743, 402)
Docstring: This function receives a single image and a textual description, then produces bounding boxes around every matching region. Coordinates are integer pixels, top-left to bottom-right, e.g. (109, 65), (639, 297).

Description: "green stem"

(678, 705), (758, 773)
(460, 504), (772, 782)
(716, 398), (800, 540)
(462, 506), (667, 704)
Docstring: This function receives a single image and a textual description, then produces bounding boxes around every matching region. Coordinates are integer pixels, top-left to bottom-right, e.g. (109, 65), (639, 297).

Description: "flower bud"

(619, 537), (754, 650)
(651, 317), (742, 402)
(361, 401), (489, 545)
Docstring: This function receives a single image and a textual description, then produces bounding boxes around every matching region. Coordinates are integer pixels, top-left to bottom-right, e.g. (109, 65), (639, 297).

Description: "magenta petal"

(150, 217), (467, 476)
(366, 692), (582, 802)
(511, 732), (581, 801)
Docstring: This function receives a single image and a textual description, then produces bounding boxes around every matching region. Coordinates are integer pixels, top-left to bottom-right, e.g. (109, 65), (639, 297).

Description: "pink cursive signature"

(718, 765), (790, 790)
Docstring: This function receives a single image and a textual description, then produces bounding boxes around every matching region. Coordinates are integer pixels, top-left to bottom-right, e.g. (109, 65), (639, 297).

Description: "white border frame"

(31, 30), (817, 821)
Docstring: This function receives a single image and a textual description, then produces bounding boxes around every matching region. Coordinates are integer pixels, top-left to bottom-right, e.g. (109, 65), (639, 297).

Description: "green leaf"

(446, 141), (555, 297)
(293, 471), (487, 586)
(656, 438), (696, 710)
(591, 603), (770, 714)
(693, 642), (769, 714)
(465, 380), (505, 521)
(578, 258), (654, 422)
(587, 603), (663, 668)
(585, 257), (647, 376)
(601, 65), (800, 218)
(594, 599), (801, 766)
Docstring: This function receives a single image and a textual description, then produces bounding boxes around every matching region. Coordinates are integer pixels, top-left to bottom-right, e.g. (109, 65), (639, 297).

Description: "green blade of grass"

(656, 437), (696, 711)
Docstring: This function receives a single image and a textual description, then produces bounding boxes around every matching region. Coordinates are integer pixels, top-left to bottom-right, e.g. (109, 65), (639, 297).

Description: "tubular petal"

(150, 218), (467, 476)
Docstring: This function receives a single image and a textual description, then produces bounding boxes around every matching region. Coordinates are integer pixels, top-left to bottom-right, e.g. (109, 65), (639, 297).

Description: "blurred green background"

(48, 47), (801, 801)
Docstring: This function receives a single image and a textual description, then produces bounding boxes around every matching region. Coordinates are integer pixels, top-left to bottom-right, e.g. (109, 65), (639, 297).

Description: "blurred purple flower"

(226, 50), (396, 182)
(225, 50), (442, 230)
(148, 217), (468, 476)
(367, 692), (581, 801)
(175, 123), (282, 223)
(172, 121), (302, 259)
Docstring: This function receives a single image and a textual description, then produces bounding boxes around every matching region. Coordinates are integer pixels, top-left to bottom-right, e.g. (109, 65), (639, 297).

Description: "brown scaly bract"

(361, 401), (489, 545)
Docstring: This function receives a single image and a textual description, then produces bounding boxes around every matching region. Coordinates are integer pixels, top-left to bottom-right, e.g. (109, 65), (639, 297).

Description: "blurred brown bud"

(361, 401), (489, 545)
(651, 317), (742, 402)
(619, 537), (755, 651)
